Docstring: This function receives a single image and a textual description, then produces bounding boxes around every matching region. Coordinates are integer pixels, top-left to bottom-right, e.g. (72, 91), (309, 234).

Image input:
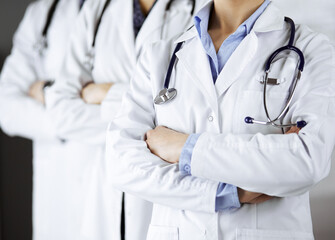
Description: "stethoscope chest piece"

(84, 49), (95, 71)
(154, 88), (177, 105)
(34, 37), (48, 56)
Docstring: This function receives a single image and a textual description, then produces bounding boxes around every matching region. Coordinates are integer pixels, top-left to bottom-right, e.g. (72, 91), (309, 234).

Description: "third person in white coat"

(107, 0), (335, 239)
(45, 0), (208, 239)
(0, 0), (86, 239)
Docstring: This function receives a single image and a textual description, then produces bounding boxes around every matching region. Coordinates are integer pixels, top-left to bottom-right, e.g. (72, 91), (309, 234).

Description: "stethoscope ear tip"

(245, 117), (254, 124)
(297, 120), (307, 129)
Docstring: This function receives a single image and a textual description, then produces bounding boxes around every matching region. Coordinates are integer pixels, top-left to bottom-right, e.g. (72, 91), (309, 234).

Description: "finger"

(145, 139), (150, 148)
(243, 193), (263, 203)
(249, 194), (273, 204)
(285, 126), (300, 134)
(238, 188), (263, 203)
(146, 129), (153, 139)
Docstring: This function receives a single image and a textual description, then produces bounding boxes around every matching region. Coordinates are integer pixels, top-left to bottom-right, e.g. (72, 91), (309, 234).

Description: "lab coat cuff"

(203, 181), (221, 213)
(101, 83), (129, 121)
(179, 133), (200, 175)
(191, 132), (210, 177)
(215, 183), (241, 212)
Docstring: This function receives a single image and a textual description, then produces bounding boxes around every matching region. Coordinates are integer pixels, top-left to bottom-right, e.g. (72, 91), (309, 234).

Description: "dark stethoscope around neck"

(83, 0), (196, 71)
(34, 0), (60, 56)
(33, 0), (87, 56)
(83, 0), (111, 71)
(154, 17), (307, 130)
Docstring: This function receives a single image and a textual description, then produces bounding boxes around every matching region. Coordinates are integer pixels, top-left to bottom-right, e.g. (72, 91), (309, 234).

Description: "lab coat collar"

(174, 1), (285, 44)
(173, 1), (286, 105)
(135, 0), (179, 56)
(175, 36), (219, 110)
(173, 26), (198, 44)
(252, 2), (285, 33)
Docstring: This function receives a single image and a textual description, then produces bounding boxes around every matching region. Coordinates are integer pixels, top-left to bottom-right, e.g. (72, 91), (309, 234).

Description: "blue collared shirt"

(133, 0), (158, 38)
(194, 0), (270, 83)
(179, 0), (270, 211)
(79, 0), (85, 9)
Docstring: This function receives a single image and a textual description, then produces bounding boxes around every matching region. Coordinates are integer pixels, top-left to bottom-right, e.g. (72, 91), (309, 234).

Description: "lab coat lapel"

(135, 0), (177, 55)
(176, 30), (218, 109)
(116, 0), (136, 59)
(215, 2), (285, 98)
(214, 32), (258, 97)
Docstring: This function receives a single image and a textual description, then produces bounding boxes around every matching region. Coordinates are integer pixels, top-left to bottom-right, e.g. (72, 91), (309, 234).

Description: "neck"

(209, 0), (265, 34)
(139, 0), (156, 15)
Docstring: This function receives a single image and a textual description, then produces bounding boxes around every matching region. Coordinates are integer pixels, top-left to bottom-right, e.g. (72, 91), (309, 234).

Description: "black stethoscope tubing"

(85, 0), (196, 71)
(42, 0), (60, 38)
(34, 0), (60, 55)
(166, 0), (195, 15)
(91, 0), (111, 49)
(155, 16), (307, 129)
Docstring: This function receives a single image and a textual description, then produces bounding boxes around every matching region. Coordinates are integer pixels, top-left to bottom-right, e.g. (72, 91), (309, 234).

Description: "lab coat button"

(208, 116), (214, 122)
(184, 164), (191, 173)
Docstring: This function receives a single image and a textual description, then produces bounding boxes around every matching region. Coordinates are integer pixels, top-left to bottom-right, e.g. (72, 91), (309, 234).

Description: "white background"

(273, 1), (335, 239)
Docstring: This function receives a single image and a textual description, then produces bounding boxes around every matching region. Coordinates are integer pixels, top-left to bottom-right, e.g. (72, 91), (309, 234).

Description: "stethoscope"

(33, 0), (60, 56)
(33, 0), (86, 56)
(83, 0), (196, 71)
(83, 0), (111, 71)
(154, 17), (307, 129)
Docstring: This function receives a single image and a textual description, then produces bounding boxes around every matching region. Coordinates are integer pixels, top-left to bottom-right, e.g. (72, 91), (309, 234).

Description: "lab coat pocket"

(236, 228), (314, 240)
(146, 225), (179, 240)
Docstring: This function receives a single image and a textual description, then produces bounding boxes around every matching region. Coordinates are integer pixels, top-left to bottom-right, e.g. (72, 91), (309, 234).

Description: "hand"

(146, 126), (189, 163)
(81, 82), (113, 104)
(28, 81), (46, 104)
(285, 126), (300, 134)
(238, 188), (273, 204)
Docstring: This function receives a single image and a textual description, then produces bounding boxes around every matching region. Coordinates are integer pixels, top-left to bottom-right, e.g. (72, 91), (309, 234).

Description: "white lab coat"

(271, 1), (335, 236)
(0, 0), (83, 239)
(45, 0), (208, 239)
(107, 2), (335, 240)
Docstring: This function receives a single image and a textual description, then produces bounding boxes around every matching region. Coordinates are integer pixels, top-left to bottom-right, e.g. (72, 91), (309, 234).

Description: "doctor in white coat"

(45, 0), (208, 239)
(0, 0), (87, 239)
(107, 0), (335, 239)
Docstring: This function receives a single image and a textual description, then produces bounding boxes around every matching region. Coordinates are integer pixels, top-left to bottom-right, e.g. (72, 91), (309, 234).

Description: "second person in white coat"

(45, 0), (208, 239)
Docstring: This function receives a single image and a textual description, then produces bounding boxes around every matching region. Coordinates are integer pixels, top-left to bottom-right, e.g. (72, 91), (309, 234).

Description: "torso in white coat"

(107, 2), (335, 240)
(0, 0), (82, 240)
(46, 0), (209, 239)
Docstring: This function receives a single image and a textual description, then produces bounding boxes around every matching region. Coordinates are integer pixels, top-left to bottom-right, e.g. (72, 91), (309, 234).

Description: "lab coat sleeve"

(191, 36), (335, 198)
(45, 1), (109, 145)
(100, 82), (129, 121)
(0, 2), (56, 140)
(107, 46), (219, 213)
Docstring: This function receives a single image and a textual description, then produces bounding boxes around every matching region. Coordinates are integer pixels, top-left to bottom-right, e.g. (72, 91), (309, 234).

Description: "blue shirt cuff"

(215, 183), (241, 211)
(179, 134), (201, 175)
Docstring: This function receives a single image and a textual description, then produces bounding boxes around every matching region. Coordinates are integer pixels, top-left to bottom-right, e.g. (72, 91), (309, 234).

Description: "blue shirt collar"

(194, 0), (270, 39)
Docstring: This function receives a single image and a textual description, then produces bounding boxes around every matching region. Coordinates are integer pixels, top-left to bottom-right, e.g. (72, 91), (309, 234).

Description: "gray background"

(0, 1), (334, 240)
(0, 1), (34, 239)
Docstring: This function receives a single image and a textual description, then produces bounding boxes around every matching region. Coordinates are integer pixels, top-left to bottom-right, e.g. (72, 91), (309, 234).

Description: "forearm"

(100, 82), (129, 121)
(46, 85), (109, 145)
(107, 122), (219, 213)
(0, 90), (56, 140)
(192, 114), (334, 197)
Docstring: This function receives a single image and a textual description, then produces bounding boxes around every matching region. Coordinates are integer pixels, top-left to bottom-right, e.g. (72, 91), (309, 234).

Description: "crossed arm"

(145, 125), (300, 204)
